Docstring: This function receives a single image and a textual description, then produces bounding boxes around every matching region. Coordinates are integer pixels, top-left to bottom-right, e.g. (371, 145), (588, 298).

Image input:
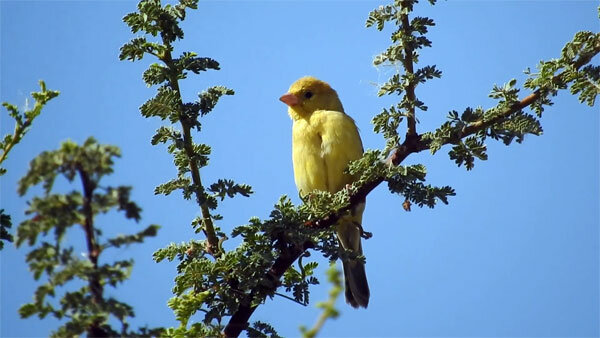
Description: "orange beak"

(279, 93), (299, 106)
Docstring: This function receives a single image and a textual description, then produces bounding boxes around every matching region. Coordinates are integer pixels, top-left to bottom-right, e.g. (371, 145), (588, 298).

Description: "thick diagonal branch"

(223, 241), (312, 337)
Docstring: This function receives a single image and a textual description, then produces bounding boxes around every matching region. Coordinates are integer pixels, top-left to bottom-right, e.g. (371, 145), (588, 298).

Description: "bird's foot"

(353, 221), (373, 239)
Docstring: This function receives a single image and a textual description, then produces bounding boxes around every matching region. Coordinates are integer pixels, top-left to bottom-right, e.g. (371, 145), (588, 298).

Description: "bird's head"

(280, 76), (344, 120)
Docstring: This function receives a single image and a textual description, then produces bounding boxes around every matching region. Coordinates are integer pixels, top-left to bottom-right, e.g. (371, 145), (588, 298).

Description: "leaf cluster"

(366, 0), (436, 31)
(152, 196), (334, 333)
(367, 0), (440, 155)
(524, 31), (600, 109)
(121, 0), (242, 231)
(121, 0), (198, 49)
(421, 81), (544, 171)
(120, 0), (263, 334)
(0, 210), (12, 250)
(282, 260), (319, 306)
(348, 150), (454, 208)
(421, 31), (600, 171)
(246, 321), (282, 338)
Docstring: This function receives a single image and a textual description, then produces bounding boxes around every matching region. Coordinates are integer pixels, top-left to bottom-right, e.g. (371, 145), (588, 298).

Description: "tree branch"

(76, 165), (107, 338)
(0, 108), (35, 165)
(386, 49), (598, 169)
(1, 81), (58, 168)
(161, 42), (221, 257)
(397, 44), (600, 164)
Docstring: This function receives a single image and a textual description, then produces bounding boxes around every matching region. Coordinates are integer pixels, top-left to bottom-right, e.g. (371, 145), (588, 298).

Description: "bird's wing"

(315, 109), (365, 249)
(315, 110), (370, 308)
(316, 110), (364, 193)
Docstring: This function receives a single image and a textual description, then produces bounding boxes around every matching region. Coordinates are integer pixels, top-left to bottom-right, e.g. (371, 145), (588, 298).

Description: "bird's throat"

(288, 106), (311, 121)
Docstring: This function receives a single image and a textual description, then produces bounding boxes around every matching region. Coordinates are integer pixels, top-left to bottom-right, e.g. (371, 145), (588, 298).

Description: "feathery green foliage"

(420, 30), (600, 170)
(0, 81), (59, 250)
(120, 0), (241, 261)
(120, 0), (277, 334)
(365, 0), (456, 212)
(370, 0), (599, 177)
(524, 31), (600, 108)
(367, 0), (440, 156)
(118, 0), (599, 336)
(1, 0), (596, 337)
(121, 0), (388, 335)
(16, 137), (161, 337)
(0, 210), (11, 250)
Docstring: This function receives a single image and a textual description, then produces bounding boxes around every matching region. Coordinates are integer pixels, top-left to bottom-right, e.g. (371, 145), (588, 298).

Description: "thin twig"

(0, 117), (30, 165)
(400, 9), (417, 138)
(274, 292), (308, 306)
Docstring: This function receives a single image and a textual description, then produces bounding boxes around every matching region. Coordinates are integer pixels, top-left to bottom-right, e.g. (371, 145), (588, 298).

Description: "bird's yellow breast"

(292, 110), (363, 196)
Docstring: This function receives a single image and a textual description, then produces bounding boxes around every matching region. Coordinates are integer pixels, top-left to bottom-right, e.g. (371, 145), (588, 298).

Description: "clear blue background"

(1, 0), (598, 337)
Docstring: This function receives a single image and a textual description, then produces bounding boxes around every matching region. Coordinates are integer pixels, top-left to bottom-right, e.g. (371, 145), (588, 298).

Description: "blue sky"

(1, 0), (598, 337)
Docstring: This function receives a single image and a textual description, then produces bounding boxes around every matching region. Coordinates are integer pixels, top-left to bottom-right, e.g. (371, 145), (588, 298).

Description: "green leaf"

(248, 321), (282, 338)
(208, 179), (252, 201)
(176, 52), (220, 74)
(143, 63), (171, 87)
(106, 225), (159, 248)
(168, 291), (211, 327)
(154, 176), (192, 196)
(140, 86), (179, 119)
(448, 137), (487, 170)
(198, 86), (234, 116)
(151, 126), (182, 145)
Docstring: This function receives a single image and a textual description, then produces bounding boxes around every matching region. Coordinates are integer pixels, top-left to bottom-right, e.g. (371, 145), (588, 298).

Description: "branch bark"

(76, 165), (108, 338)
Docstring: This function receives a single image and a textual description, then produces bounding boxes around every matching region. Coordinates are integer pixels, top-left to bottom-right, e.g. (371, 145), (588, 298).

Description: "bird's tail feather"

(343, 258), (370, 308)
(337, 208), (369, 308)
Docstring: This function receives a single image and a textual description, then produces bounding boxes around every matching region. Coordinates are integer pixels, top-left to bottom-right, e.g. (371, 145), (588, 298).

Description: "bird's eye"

(304, 91), (313, 99)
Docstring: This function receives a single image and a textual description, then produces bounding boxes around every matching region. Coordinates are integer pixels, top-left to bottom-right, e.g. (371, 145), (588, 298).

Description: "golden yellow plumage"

(280, 76), (369, 308)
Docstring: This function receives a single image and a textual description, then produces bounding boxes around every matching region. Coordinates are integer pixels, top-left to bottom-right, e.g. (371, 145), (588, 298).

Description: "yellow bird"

(279, 76), (369, 308)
